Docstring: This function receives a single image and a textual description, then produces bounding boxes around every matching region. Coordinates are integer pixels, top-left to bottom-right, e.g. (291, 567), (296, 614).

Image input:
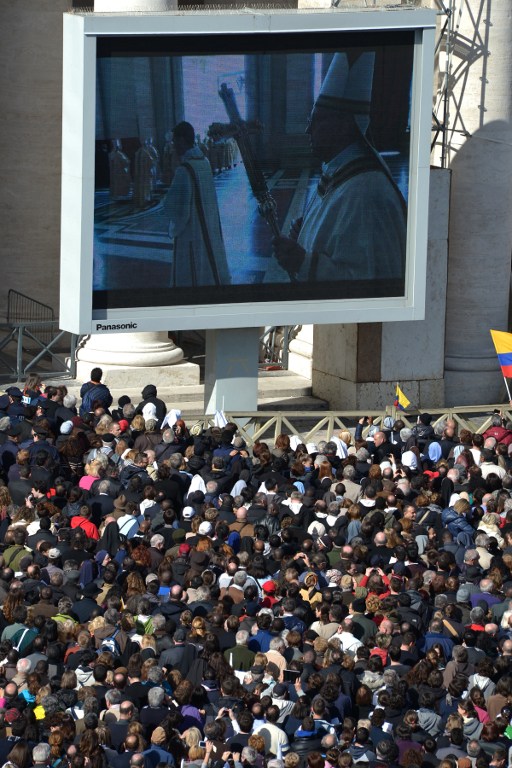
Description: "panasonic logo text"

(96, 323), (138, 331)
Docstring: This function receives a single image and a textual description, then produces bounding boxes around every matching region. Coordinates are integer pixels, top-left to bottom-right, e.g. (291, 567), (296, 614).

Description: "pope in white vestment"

(273, 51), (407, 284)
(295, 139), (406, 282)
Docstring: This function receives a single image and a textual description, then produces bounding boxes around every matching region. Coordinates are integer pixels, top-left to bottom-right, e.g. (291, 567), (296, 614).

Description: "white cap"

(198, 521), (213, 536)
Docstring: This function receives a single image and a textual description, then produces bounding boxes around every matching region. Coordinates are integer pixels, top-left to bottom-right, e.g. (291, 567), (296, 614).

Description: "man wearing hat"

(143, 727), (174, 768)
(270, 682), (294, 719)
(197, 520), (214, 538)
(35, 386), (61, 428)
(0, 423), (23, 475)
(111, 494), (128, 521)
(28, 425), (59, 466)
(245, 664), (265, 694)
(6, 387), (25, 424)
(273, 51), (406, 285)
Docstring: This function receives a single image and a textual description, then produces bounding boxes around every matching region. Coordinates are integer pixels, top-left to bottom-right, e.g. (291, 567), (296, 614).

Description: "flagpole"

(503, 375), (512, 402)
(394, 382), (400, 420)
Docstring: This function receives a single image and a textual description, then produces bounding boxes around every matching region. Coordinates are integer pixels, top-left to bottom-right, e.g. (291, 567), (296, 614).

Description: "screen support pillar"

(204, 328), (259, 414)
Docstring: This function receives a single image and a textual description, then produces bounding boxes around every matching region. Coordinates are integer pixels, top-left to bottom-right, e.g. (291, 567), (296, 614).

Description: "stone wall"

(0, 0), (67, 319)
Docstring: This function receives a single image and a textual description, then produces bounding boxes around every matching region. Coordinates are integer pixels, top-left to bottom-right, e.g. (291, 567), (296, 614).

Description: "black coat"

(134, 394), (167, 426)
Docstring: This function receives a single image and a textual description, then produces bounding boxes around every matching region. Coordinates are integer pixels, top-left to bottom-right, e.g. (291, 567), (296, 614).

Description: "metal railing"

(0, 322), (78, 380)
(259, 325), (301, 369)
(191, 404), (512, 447)
(0, 290), (78, 380)
(7, 290), (54, 344)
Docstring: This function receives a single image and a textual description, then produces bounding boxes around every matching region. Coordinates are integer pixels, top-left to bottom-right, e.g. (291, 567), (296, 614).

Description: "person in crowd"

(0, 380), (511, 768)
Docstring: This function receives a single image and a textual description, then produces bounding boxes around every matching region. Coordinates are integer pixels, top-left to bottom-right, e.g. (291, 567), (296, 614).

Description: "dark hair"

(173, 121), (195, 148)
(377, 741), (399, 761)
(480, 722), (500, 742)
(6, 741), (30, 768)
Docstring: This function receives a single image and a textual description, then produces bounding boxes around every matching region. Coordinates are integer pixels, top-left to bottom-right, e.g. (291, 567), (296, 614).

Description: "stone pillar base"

(77, 332), (184, 367)
(94, 0), (176, 10)
(75, 360), (199, 390)
(76, 331), (200, 389)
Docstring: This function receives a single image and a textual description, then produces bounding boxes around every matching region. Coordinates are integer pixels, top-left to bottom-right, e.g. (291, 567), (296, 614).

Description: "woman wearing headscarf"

(424, 441), (442, 470)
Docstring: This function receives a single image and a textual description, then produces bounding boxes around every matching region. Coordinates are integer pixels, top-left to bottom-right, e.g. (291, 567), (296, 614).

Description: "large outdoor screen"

(60, 10), (436, 334)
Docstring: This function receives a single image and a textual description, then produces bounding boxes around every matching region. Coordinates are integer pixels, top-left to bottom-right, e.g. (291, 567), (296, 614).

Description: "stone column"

(443, 0), (512, 404)
(288, 326), (313, 379)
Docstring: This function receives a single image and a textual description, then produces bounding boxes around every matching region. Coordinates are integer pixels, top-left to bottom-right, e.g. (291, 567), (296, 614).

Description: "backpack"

(11, 627), (34, 653)
(99, 627), (121, 657)
(80, 383), (107, 416)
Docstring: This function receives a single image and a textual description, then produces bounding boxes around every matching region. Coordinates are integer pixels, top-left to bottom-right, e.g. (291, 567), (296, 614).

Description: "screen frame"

(60, 8), (436, 335)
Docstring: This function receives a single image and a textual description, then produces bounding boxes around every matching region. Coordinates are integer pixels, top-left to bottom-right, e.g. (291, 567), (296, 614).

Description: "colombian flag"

(490, 330), (512, 377)
(394, 385), (410, 411)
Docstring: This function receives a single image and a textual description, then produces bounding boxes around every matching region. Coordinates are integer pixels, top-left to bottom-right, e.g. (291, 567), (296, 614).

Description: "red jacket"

(70, 516), (99, 540)
(482, 425), (512, 446)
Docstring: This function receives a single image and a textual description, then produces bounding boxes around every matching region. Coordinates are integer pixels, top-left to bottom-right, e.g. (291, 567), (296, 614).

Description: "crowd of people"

(0, 369), (512, 768)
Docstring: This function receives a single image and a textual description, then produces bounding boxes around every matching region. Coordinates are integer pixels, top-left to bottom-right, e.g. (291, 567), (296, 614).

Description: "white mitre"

(317, 51), (375, 135)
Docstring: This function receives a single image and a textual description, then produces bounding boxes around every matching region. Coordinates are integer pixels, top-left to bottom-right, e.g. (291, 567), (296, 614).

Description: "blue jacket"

(441, 506), (475, 538)
(420, 630), (455, 660)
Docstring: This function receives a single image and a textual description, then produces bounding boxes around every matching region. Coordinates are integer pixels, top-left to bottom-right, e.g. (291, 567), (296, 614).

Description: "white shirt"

(330, 630), (363, 656)
(254, 722), (289, 756)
